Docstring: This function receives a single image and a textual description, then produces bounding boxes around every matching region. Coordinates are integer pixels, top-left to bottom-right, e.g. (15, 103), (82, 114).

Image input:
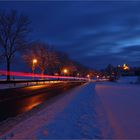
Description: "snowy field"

(0, 77), (140, 139)
(96, 81), (140, 139)
(117, 76), (138, 84)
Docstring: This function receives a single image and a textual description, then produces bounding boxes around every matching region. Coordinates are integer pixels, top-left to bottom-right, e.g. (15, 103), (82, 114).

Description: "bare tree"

(55, 52), (79, 76)
(55, 51), (70, 74)
(0, 10), (30, 81)
(47, 48), (60, 74)
(22, 42), (59, 76)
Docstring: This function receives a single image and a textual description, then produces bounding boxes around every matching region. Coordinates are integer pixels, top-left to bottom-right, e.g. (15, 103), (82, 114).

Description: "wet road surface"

(0, 82), (84, 122)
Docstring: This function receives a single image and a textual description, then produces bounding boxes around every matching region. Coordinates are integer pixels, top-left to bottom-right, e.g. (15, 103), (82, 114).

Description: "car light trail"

(0, 70), (89, 81)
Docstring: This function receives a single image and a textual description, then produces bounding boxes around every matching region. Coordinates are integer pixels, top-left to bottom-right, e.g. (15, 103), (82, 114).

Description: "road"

(0, 81), (84, 122)
(0, 82), (140, 139)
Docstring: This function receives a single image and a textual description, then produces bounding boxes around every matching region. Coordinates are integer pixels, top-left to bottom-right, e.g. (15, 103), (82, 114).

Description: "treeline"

(100, 64), (140, 78)
(22, 41), (91, 77)
(0, 10), (93, 81)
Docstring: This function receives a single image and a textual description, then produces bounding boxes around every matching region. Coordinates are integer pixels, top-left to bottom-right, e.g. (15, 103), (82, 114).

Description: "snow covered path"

(96, 82), (140, 139)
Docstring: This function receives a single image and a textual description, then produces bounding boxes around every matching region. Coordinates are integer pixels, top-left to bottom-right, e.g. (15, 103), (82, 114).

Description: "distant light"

(54, 73), (59, 76)
(123, 64), (129, 70)
(86, 74), (90, 78)
(97, 75), (99, 78)
(63, 68), (68, 74)
(123, 64), (126, 67)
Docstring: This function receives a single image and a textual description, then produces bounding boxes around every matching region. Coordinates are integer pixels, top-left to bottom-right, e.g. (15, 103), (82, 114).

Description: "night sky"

(0, 1), (140, 69)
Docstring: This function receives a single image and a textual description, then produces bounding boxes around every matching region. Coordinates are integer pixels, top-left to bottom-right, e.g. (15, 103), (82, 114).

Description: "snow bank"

(0, 81), (61, 90)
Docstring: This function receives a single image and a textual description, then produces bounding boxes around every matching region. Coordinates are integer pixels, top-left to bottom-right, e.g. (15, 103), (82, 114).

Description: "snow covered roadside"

(0, 82), (111, 139)
(0, 81), (61, 90)
(96, 82), (140, 139)
(0, 83), (33, 89)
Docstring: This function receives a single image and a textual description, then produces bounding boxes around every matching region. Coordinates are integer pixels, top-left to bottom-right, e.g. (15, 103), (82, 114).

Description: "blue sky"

(0, 1), (140, 69)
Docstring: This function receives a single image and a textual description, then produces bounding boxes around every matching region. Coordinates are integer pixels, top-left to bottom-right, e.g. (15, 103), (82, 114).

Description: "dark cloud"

(0, 1), (140, 69)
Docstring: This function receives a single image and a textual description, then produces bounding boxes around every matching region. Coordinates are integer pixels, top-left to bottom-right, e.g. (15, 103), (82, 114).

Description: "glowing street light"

(32, 59), (37, 80)
(33, 59), (37, 64)
(63, 68), (68, 75)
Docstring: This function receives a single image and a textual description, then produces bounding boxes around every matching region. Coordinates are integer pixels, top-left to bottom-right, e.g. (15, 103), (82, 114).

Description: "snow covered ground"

(0, 77), (140, 139)
(117, 76), (138, 84)
(0, 83), (34, 89)
(0, 81), (62, 90)
(96, 82), (140, 139)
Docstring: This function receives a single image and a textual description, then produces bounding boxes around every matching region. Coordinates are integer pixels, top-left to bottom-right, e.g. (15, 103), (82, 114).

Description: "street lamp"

(33, 59), (37, 64)
(63, 68), (68, 75)
(32, 59), (37, 80)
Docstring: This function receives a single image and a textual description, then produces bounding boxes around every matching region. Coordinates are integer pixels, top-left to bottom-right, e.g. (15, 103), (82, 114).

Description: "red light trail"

(0, 70), (89, 81)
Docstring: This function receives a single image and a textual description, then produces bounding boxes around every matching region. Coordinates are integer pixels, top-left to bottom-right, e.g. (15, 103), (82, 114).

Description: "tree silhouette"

(22, 42), (60, 76)
(0, 10), (30, 81)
